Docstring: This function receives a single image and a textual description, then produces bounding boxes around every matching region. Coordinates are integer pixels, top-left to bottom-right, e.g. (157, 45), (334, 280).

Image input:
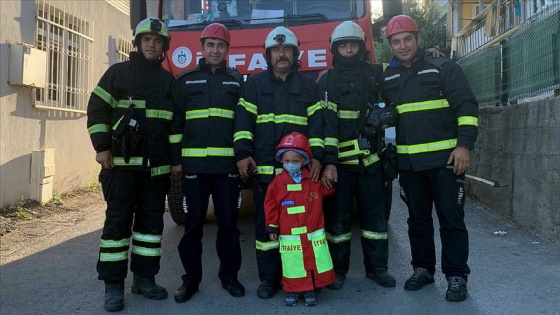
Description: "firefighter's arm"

(317, 73), (339, 166)
(321, 164), (337, 190)
(87, 67), (117, 154)
(234, 78), (258, 179)
(447, 146), (470, 175)
(170, 80), (185, 167)
(307, 83), (325, 181)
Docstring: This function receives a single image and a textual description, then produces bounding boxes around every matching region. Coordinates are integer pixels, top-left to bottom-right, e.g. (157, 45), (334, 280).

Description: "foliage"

(15, 197), (32, 220)
(373, 0), (449, 64)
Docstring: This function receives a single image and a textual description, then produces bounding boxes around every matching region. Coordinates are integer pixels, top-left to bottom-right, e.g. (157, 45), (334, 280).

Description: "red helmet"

(275, 132), (313, 165)
(386, 15), (419, 38)
(200, 23), (230, 45)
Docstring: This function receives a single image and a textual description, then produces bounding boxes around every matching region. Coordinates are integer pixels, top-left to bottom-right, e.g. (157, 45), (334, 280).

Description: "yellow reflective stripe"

(116, 99), (146, 109)
(169, 134), (183, 144)
(88, 124), (110, 135)
(307, 101), (323, 116)
(287, 184), (302, 191)
(325, 101), (338, 111)
(133, 232), (162, 243)
(233, 130), (253, 142)
(151, 165), (170, 177)
(269, 224), (278, 228)
(396, 99), (449, 114)
(458, 116), (478, 126)
(338, 140), (355, 149)
(132, 245), (161, 257)
(326, 231), (352, 243)
(257, 165), (274, 175)
(112, 115), (125, 131)
(279, 234), (301, 241)
(338, 110), (359, 119)
(256, 240), (279, 251)
(339, 159), (360, 165)
(100, 238), (130, 248)
(93, 86), (118, 108)
(113, 157), (143, 166)
(307, 228), (325, 240)
(397, 138), (457, 155)
(291, 226), (307, 235)
(361, 229), (388, 240)
(185, 108), (235, 120)
(325, 137), (338, 147)
(100, 251), (128, 262)
(287, 206), (305, 214)
(239, 98), (257, 115)
(182, 147), (234, 157)
(309, 138), (324, 148)
(362, 153), (381, 167)
(256, 114), (307, 126)
(146, 109), (173, 120)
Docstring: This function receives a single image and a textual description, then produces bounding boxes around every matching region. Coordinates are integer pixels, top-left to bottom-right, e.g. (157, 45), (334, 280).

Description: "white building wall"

(0, 0), (134, 207)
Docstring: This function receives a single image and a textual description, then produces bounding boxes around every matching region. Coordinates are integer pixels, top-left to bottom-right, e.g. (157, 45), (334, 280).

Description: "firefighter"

(171, 23), (245, 303)
(382, 15), (478, 302)
(318, 21), (396, 290)
(234, 26), (324, 299)
(86, 17), (174, 312)
(264, 132), (335, 306)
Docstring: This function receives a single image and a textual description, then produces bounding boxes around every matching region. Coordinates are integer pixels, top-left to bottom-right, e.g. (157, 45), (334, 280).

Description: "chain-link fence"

(458, 8), (559, 105)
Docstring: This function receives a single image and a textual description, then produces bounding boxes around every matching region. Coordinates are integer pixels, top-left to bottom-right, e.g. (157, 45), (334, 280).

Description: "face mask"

(283, 162), (302, 175)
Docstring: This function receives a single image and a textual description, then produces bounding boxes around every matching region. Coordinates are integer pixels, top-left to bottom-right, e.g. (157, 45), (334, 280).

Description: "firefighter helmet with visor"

(133, 17), (170, 51)
(264, 26), (299, 49)
(329, 21), (366, 52)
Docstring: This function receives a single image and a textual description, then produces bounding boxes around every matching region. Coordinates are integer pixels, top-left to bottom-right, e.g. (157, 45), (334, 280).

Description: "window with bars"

(35, 2), (94, 113)
(116, 37), (135, 62)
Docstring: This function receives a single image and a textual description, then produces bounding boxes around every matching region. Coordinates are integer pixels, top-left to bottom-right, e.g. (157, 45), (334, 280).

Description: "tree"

(373, 0), (448, 64)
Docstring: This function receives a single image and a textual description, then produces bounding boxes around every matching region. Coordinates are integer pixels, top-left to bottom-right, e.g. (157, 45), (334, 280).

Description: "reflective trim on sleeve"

(309, 137), (324, 148)
(88, 124), (110, 135)
(93, 86), (118, 108)
(324, 137), (339, 148)
(458, 116), (478, 127)
(113, 157), (143, 166)
(182, 147), (234, 157)
(146, 109), (173, 120)
(151, 165), (171, 177)
(307, 101), (323, 116)
(233, 130), (253, 142)
(169, 134), (183, 144)
(239, 98), (257, 115)
(256, 239), (279, 251)
(256, 165), (275, 175)
(362, 153), (381, 167)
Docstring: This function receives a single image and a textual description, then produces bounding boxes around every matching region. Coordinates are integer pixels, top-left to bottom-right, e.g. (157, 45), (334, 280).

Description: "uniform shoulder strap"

(225, 67), (243, 83)
(424, 54), (449, 70)
(176, 68), (199, 80)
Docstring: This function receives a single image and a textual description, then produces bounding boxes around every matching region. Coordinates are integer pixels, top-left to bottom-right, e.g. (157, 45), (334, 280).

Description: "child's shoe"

(284, 292), (297, 306)
(303, 290), (317, 306)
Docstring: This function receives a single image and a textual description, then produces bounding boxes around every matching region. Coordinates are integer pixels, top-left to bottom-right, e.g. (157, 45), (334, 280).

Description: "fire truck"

(129, 0), (402, 224)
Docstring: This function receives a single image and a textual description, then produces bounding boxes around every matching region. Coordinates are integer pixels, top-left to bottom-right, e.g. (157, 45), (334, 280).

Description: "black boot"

(104, 281), (124, 312)
(131, 274), (168, 300)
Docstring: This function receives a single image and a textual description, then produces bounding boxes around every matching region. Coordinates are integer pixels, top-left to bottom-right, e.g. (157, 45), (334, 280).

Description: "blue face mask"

(283, 162), (302, 175)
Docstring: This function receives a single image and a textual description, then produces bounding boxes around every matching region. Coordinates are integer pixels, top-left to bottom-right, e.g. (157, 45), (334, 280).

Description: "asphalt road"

(1, 183), (559, 315)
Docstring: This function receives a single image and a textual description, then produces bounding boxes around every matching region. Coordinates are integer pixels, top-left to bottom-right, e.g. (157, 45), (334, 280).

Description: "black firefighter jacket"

(381, 51), (479, 172)
(171, 59), (242, 174)
(86, 52), (175, 177)
(233, 69), (324, 183)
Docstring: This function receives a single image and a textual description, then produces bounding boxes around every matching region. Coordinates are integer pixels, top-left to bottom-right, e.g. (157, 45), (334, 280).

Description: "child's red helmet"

(275, 132), (313, 165)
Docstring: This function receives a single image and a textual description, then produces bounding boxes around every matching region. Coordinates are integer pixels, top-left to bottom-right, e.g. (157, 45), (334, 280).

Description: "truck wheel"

(167, 173), (186, 225)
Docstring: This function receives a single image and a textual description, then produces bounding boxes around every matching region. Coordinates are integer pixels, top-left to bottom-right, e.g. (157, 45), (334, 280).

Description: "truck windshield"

(163, 0), (365, 28)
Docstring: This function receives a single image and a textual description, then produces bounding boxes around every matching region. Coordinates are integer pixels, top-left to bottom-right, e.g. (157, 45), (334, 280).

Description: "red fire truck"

(129, 0), (402, 223)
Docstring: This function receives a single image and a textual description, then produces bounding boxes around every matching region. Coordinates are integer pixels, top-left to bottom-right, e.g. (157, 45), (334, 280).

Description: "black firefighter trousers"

(324, 168), (389, 275)
(399, 167), (471, 278)
(97, 169), (169, 282)
(178, 174), (241, 286)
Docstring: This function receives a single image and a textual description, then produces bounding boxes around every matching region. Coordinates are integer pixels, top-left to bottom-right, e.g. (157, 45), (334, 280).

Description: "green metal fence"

(458, 10), (560, 105)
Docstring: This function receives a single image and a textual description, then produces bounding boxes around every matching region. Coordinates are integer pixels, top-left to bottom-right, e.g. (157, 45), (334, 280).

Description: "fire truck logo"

(172, 46), (192, 68)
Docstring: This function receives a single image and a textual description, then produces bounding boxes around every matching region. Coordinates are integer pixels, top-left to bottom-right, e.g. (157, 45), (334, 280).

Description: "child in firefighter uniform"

(264, 132), (335, 306)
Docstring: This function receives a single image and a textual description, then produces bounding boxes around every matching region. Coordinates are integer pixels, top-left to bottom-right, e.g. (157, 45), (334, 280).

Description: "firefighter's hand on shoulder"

(309, 159), (322, 182)
(237, 157), (256, 180)
(171, 164), (182, 176)
(321, 164), (338, 190)
(96, 150), (114, 169)
(447, 146), (471, 175)
(426, 47), (446, 58)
